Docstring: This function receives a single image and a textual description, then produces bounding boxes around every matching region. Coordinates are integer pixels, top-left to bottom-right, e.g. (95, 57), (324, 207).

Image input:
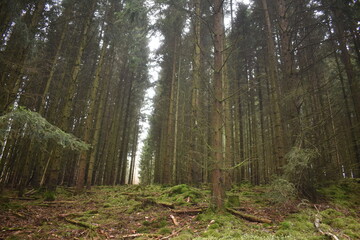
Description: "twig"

(24, 189), (37, 196)
(122, 233), (160, 239)
(170, 215), (179, 226)
(13, 212), (27, 219)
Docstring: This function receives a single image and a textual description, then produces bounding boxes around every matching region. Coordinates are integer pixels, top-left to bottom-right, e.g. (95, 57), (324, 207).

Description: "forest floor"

(0, 179), (359, 240)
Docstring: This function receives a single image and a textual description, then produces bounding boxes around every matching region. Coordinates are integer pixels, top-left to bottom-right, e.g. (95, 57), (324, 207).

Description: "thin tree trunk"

(47, 0), (96, 192)
(211, 0), (226, 211)
(260, 0), (286, 174)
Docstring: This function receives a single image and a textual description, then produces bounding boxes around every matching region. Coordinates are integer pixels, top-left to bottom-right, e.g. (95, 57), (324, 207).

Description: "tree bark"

(210, 0), (226, 211)
(260, 0), (286, 174)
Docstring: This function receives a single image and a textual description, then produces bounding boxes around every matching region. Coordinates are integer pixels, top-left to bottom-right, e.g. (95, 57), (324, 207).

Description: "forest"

(0, 0), (359, 239)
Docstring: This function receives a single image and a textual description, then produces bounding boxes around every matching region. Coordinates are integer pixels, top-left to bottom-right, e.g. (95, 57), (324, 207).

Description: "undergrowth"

(0, 179), (359, 239)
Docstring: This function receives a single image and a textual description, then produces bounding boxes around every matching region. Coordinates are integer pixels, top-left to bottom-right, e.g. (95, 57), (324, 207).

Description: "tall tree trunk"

(0, 0), (46, 114)
(76, 33), (108, 192)
(46, 0), (96, 192)
(190, 0), (202, 184)
(211, 0), (226, 211)
(330, 0), (360, 122)
(128, 121), (139, 184)
(163, 39), (178, 184)
(260, 0), (286, 174)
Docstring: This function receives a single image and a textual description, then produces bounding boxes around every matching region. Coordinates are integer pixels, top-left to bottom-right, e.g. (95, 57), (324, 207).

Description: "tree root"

(226, 207), (272, 224)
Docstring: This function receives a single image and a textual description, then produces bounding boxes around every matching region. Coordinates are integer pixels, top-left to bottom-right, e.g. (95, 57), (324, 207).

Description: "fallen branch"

(314, 214), (339, 240)
(226, 208), (272, 224)
(44, 200), (76, 204)
(0, 227), (25, 231)
(121, 233), (160, 239)
(58, 212), (84, 218)
(172, 208), (204, 214)
(160, 228), (184, 240)
(58, 214), (98, 229)
(313, 205), (339, 240)
(24, 189), (37, 196)
(63, 218), (98, 229)
(170, 214), (179, 226)
(13, 212), (27, 219)
(8, 197), (39, 200)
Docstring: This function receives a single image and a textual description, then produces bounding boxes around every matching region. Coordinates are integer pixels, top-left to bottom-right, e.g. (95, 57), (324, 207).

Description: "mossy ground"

(0, 179), (359, 239)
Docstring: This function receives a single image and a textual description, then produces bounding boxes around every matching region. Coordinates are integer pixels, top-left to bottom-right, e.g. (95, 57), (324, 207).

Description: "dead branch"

(313, 205), (340, 240)
(13, 212), (26, 219)
(0, 227), (25, 231)
(121, 233), (160, 239)
(170, 214), (179, 226)
(172, 208), (204, 214)
(8, 197), (39, 200)
(62, 217), (98, 229)
(24, 189), (37, 196)
(58, 212), (84, 218)
(226, 208), (272, 224)
(58, 214), (98, 229)
(44, 200), (76, 204)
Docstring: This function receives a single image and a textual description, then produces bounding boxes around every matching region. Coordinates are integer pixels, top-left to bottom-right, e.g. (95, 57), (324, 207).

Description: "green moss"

(227, 194), (240, 208)
(168, 184), (191, 195)
(43, 191), (56, 201)
(158, 227), (172, 235)
(143, 220), (151, 226)
(208, 223), (221, 229)
(319, 208), (360, 239)
(279, 221), (292, 229)
(0, 198), (23, 211)
(172, 230), (194, 240)
(343, 229), (360, 239)
(6, 236), (23, 240)
(276, 210), (320, 239)
(103, 203), (111, 208)
(200, 229), (222, 238)
(318, 179), (360, 208)
(196, 210), (239, 227)
(137, 226), (150, 233)
(165, 184), (205, 205)
(320, 208), (342, 219)
(152, 219), (168, 228)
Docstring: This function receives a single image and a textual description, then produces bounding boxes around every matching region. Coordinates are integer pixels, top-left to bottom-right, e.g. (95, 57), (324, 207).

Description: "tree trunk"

(210, 0), (226, 211)
(260, 0), (286, 174)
